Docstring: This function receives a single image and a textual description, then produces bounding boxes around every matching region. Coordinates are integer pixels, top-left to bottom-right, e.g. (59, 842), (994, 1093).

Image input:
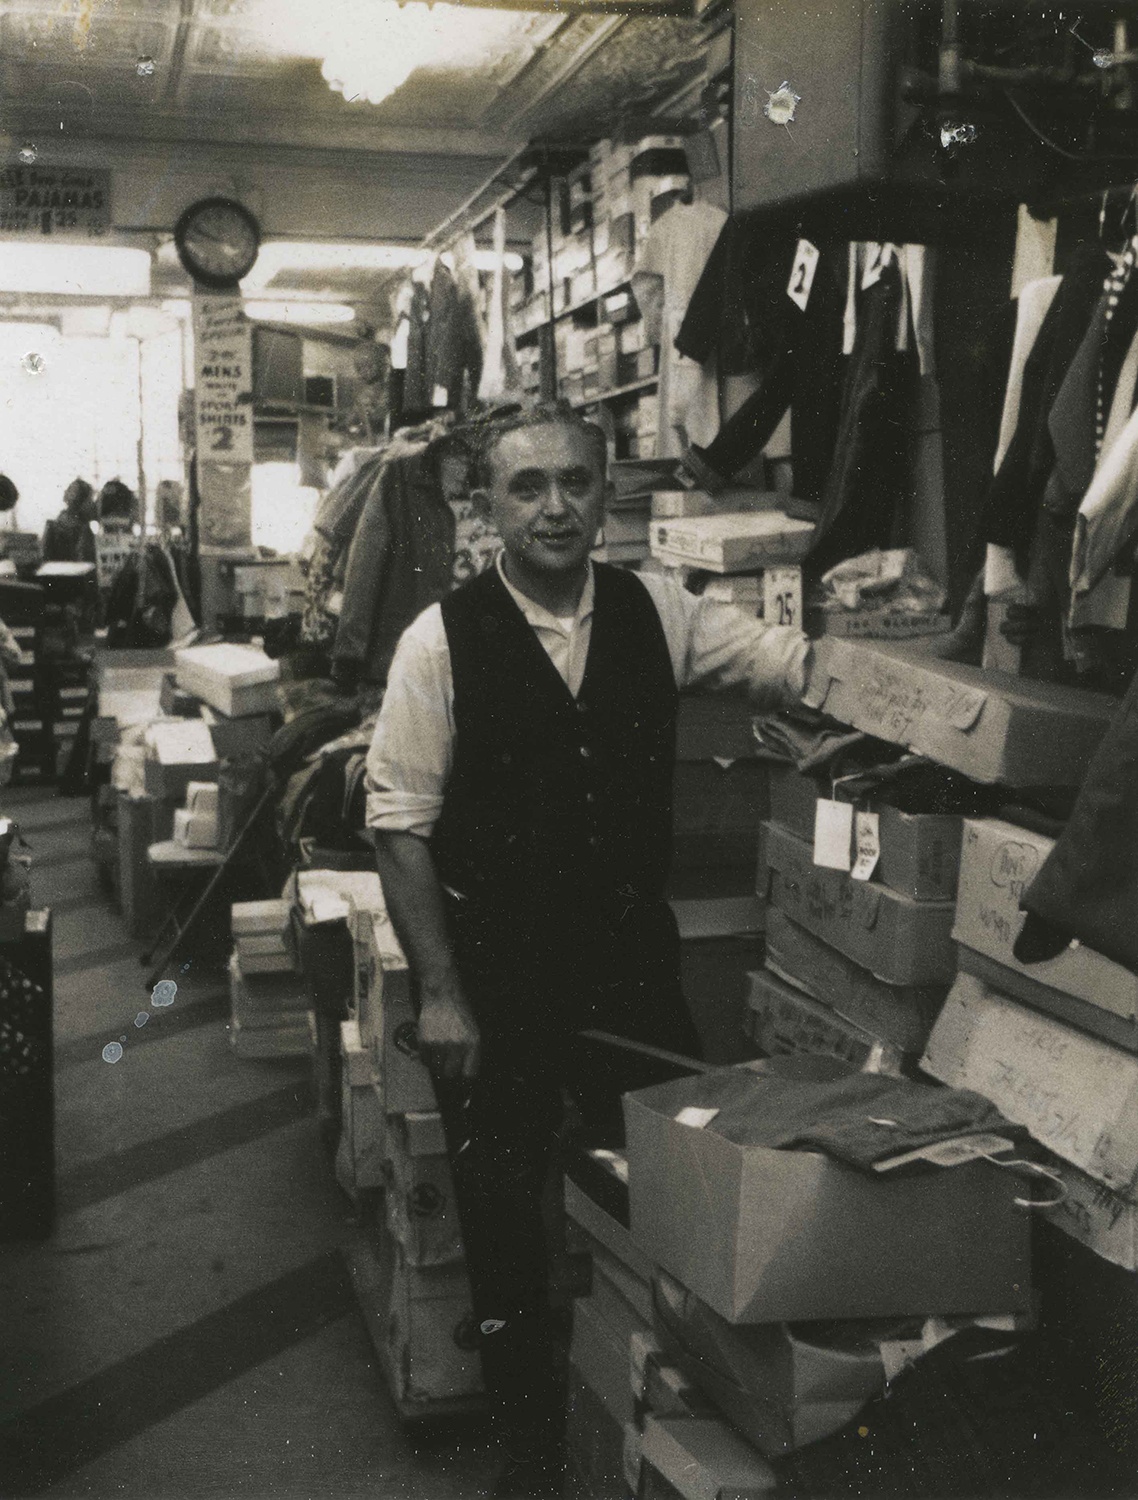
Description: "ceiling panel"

(0, 0), (708, 190)
(0, 11), (176, 68)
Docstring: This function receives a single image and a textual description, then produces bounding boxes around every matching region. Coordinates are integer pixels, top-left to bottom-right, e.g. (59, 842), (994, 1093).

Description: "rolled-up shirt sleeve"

(638, 573), (810, 707)
(365, 607), (455, 838)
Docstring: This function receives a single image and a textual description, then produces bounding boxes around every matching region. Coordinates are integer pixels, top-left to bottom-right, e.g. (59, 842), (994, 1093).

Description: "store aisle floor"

(0, 787), (496, 1500)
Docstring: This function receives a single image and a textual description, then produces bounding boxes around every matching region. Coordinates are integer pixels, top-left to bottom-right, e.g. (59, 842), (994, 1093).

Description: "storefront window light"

(0, 244), (151, 297)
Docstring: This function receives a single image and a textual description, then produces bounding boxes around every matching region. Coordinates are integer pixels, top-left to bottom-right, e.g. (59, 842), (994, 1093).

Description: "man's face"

(476, 422), (607, 581)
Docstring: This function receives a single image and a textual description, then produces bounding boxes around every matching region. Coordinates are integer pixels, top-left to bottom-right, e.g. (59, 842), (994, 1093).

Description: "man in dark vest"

(367, 403), (810, 1497)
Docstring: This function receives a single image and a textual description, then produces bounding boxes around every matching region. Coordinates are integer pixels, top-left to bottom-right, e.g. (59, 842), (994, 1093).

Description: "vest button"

(588, 835), (599, 847)
(579, 745), (592, 760)
(585, 792), (596, 804)
(576, 700), (588, 714)
(500, 752), (512, 766)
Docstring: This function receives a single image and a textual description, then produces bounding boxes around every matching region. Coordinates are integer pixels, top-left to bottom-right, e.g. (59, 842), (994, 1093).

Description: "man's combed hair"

(470, 400), (607, 489)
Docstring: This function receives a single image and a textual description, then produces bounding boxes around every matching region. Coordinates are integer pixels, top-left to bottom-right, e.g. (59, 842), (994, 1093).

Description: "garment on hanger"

(404, 257), (483, 418)
(676, 228), (846, 500)
(631, 200), (727, 457)
(984, 274), (1063, 598)
(982, 243), (1111, 574)
(479, 207), (521, 402)
(809, 258), (917, 573)
(332, 422), (457, 688)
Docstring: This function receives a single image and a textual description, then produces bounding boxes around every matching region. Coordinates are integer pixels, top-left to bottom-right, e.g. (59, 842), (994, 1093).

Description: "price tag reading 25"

(762, 565), (802, 628)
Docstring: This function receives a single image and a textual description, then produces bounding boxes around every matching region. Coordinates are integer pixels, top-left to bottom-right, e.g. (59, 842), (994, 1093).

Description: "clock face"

(174, 197), (260, 290)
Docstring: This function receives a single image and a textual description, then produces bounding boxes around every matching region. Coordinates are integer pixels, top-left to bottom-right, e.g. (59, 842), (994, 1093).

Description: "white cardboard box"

(922, 972), (1138, 1198)
(174, 642), (280, 718)
(651, 512), (814, 574)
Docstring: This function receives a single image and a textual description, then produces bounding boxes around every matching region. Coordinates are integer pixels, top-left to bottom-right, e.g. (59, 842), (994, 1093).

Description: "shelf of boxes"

(512, 131), (684, 464)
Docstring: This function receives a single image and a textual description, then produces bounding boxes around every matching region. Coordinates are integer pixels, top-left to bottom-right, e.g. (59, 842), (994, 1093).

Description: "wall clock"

(174, 197), (260, 290)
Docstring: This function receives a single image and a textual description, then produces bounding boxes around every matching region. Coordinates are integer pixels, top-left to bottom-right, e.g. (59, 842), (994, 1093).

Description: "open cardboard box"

(625, 1060), (1032, 1324)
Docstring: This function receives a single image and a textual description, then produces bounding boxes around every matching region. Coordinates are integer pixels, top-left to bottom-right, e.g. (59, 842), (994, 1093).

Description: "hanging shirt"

(631, 200), (728, 456)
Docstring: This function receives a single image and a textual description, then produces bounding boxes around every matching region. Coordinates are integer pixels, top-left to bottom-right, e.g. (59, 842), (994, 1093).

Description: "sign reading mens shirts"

(192, 289), (253, 547)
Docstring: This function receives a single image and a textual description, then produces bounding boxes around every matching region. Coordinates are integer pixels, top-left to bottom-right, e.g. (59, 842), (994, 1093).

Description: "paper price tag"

(787, 239), (820, 312)
(850, 810), (881, 881)
(763, 565), (802, 628)
(675, 1106), (720, 1130)
(813, 798), (853, 871)
(861, 241), (896, 290)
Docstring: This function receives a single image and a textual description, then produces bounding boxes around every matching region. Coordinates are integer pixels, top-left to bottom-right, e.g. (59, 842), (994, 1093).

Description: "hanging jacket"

(331, 444), (455, 688)
(809, 260), (916, 574)
(403, 261), (483, 417)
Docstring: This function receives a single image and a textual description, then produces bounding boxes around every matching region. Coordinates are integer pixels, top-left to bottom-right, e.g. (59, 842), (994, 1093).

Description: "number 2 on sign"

(763, 566), (802, 628)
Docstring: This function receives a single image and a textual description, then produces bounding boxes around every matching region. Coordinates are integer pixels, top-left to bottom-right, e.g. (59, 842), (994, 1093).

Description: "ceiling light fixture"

(241, 240), (523, 293)
(0, 245), (151, 297)
(319, 0), (543, 107)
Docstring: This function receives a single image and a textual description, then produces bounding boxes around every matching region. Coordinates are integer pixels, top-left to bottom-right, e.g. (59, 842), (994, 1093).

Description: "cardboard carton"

(640, 1417), (778, 1499)
(651, 512), (815, 574)
(746, 966), (911, 1072)
(652, 1273), (886, 1457)
(340, 1017), (375, 1089)
(764, 909), (946, 1056)
(175, 643), (280, 718)
(816, 605), (951, 640)
(922, 972), (1138, 1199)
(228, 952), (308, 1026)
(229, 1012), (313, 1060)
(767, 764), (963, 903)
(142, 719), (220, 802)
(804, 638), (1116, 787)
(570, 1293), (640, 1428)
(335, 1072), (385, 1193)
(651, 489), (782, 520)
(173, 806), (219, 849)
(624, 1067), (1032, 1323)
(953, 817), (1138, 1048)
(564, 1173), (654, 1285)
(1040, 1157), (1138, 1272)
(377, 1235), (482, 1406)
(385, 1110), (464, 1267)
(759, 822), (956, 986)
(205, 711), (274, 760)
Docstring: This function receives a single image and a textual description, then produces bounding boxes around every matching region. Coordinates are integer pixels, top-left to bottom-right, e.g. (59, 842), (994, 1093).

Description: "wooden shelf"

(569, 374), (658, 408)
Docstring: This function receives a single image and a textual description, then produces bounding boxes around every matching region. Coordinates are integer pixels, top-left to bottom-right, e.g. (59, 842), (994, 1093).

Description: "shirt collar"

(495, 552), (595, 634)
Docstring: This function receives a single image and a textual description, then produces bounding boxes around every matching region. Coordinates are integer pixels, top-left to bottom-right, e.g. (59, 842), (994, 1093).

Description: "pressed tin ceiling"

(0, 0), (705, 154)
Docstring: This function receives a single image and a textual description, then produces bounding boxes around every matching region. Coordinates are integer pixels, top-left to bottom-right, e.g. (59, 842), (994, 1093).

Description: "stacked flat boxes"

(751, 761), (965, 1073)
(343, 897), (484, 1417)
(229, 899), (312, 1059)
